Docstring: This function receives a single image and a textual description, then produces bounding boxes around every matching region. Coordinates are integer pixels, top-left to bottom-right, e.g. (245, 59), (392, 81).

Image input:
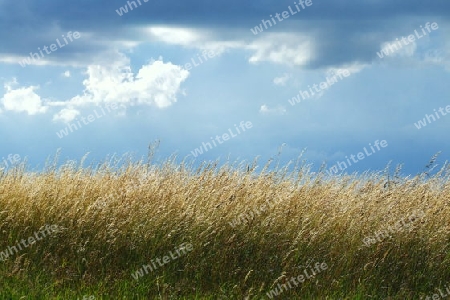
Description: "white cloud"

(146, 27), (203, 46)
(54, 53), (189, 122)
(259, 104), (286, 115)
(422, 48), (450, 70)
(273, 73), (291, 86)
(325, 64), (366, 78)
(52, 108), (80, 123)
(0, 52), (190, 122)
(144, 27), (315, 66)
(247, 33), (314, 66)
(379, 39), (417, 57)
(0, 56), (22, 65)
(1, 82), (48, 115)
(144, 26), (243, 56)
(62, 71), (71, 77)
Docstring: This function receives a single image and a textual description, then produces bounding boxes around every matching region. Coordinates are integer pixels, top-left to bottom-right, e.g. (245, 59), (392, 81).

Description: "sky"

(0, 0), (449, 176)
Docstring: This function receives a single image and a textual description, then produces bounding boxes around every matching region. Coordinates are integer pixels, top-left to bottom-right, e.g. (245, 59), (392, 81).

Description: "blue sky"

(0, 0), (449, 175)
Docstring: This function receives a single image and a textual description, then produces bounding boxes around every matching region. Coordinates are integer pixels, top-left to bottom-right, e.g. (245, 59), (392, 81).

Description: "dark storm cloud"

(1, 0), (449, 68)
(6, 0), (447, 27)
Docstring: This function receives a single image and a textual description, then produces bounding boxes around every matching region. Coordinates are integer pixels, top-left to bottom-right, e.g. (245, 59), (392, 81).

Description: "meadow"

(0, 149), (449, 299)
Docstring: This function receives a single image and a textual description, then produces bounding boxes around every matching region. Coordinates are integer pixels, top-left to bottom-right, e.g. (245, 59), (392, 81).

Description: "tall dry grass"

(0, 149), (449, 299)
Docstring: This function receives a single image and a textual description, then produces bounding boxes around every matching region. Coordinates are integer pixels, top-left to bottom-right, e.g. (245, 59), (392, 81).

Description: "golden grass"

(0, 150), (449, 299)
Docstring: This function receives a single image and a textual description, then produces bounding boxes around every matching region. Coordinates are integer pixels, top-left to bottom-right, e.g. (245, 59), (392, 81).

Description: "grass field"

(0, 150), (449, 299)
